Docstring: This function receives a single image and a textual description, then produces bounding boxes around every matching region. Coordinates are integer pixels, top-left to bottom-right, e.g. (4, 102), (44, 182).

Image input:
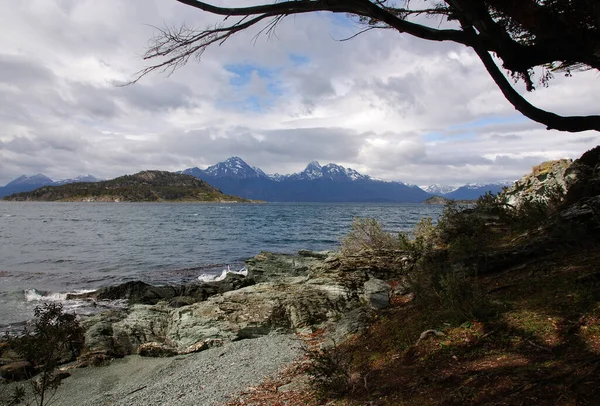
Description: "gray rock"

(245, 250), (333, 283)
(502, 159), (572, 208)
(362, 277), (392, 309)
(70, 274), (255, 306)
(0, 361), (34, 381)
(332, 307), (374, 344)
(78, 251), (385, 362)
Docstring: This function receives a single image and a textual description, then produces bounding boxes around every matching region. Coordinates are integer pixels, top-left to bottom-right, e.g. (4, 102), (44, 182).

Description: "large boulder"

(502, 159), (572, 208)
(362, 278), (392, 309)
(69, 274), (254, 306)
(563, 146), (600, 205)
(245, 250), (333, 283)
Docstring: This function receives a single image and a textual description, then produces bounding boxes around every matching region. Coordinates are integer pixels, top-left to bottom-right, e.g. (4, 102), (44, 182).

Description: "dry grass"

(227, 241), (600, 406)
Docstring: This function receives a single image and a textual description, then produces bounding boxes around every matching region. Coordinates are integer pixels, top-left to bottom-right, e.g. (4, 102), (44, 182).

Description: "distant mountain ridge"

(1, 159), (514, 202)
(2, 171), (249, 202)
(180, 157), (428, 202)
(0, 174), (102, 198)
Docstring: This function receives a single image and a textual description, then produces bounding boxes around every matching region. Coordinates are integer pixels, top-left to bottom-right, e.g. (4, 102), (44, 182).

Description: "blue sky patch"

(289, 54), (310, 66)
(225, 63), (278, 87)
(451, 115), (527, 131)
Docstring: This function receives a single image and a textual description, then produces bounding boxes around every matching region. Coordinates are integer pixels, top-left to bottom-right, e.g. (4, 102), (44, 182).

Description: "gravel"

(46, 334), (303, 406)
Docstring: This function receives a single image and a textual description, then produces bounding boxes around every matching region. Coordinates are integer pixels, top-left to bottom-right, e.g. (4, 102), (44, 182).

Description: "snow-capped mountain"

(0, 174), (54, 198)
(422, 184), (459, 195)
(285, 161), (372, 182)
(180, 157), (429, 202)
(443, 182), (513, 200)
(202, 157), (269, 179)
(51, 174), (102, 186)
(0, 173), (102, 198)
(6, 174), (53, 187)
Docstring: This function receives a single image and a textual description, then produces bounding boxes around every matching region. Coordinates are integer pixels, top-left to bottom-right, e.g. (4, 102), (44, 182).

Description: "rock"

(245, 251), (331, 283)
(166, 275), (355, 349)
(71, 281), (177, 305)
(78, 251), (387, 361)
(277, 375), (309, 393)
(79, 310), (128, 364)
(502, 159), (572, 208)
(168, 296), (196, 308)
(70, 274), (255, 306)
(331, 307), (374, 344)
(0, 361), (34, 381)
(138, 342), (178, 357)
(362, 278), (392, 310)
(564, 146), (600, 205)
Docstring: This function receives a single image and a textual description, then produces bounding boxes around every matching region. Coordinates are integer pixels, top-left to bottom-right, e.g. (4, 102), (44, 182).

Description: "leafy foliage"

(340, 217), (410, 257)
(304, 341), (353, 399)
(7, 303), (85, 406)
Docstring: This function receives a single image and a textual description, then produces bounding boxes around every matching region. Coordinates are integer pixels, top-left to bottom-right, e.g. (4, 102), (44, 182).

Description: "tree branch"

(466, 29), (600, 132)
(131, 0), (600, 132)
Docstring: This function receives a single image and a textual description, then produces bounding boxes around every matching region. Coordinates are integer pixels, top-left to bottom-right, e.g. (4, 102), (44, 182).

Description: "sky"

(0, 0), (599, 187)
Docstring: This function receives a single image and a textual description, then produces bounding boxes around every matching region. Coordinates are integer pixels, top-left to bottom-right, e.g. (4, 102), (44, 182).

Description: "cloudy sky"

(0, 0), (599, 187)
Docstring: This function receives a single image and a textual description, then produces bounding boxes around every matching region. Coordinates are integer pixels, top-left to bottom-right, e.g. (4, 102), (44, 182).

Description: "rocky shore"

(1, 248), (407, 405)
(65, 249), (397, 365)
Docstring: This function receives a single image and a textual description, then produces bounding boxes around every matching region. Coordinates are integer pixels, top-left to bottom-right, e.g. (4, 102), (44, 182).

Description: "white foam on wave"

(23, 288), (126, 316)
(24, 288), (96, 303)
(198, 265), (248, 282)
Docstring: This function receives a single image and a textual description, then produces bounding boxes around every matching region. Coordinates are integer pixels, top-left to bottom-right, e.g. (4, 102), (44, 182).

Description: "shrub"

(435, 201), (491, 261)
(7, 303), (85, 406)
(340, 217), (407, 257)
(305, 342), (352, 398)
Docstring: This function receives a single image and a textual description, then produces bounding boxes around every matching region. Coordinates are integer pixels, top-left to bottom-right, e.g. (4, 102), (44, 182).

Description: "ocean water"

(0, 202), (443, 329)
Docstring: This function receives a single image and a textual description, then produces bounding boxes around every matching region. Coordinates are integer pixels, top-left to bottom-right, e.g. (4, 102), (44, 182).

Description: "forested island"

(2, 171), (251, 203)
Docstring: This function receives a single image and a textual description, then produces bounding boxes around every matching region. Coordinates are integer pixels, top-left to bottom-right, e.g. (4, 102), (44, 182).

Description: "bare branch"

(127, 0), (600, 132)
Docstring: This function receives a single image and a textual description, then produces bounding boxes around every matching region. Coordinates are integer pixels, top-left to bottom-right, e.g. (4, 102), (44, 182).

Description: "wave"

(24, 288), (96, 303)
(198, 265), (248, 282)
(23, 288), (127, 316)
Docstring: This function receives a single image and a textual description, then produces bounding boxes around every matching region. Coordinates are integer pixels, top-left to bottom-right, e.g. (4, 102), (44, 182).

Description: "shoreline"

(6, 334), (302, 406)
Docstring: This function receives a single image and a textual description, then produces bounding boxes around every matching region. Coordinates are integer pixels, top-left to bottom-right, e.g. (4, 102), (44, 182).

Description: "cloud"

(0, 0), (598, 186)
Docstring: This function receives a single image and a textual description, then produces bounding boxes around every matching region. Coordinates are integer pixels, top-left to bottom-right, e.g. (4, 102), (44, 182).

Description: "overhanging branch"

(468, 31), (600, 132)
(132, 0), (600, 132)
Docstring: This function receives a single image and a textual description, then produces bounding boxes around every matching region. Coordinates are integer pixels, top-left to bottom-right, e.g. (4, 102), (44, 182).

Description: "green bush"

(435, 201), (491, 261)
(6, 303), (85, 406)
(340, 217), (408, 257)
(305, 342), (352, 398)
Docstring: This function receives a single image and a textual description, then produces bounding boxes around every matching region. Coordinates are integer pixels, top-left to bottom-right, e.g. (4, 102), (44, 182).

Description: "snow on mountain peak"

(422, 184), (459, 195)
(306, 161), (322, 170)
(301, 161), (324, 180)
(204, 157), (266, 179)
(6, 174), (53, 186)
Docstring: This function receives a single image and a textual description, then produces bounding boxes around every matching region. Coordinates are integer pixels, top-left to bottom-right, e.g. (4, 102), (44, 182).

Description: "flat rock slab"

(41, 334), (302, 406)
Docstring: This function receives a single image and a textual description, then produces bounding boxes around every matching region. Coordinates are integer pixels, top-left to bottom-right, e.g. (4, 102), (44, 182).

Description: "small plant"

(340, 217), (403, 256)
(0, 384), (25, 406)
(7, 303), (85, 406)
(305, 341), (352, 398)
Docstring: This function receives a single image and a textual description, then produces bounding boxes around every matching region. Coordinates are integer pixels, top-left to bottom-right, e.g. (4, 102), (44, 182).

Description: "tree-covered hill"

(2, 170), (250, 202)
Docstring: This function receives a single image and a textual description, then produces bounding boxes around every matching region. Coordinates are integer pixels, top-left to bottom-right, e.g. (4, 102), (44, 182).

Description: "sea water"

(0, 202), (443, 329)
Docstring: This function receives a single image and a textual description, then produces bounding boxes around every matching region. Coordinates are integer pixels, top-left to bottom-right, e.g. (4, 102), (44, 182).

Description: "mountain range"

(179, 157), (510, 202)
(0, 174), (102, 198)
(0, 158), (511, 202)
